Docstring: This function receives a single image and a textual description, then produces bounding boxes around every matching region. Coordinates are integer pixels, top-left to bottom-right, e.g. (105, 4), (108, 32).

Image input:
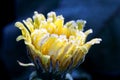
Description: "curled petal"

(17, 60), (35, 67)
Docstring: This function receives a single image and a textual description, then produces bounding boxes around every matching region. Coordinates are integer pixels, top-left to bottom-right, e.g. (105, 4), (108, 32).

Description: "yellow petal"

(15, 22), (31, 43)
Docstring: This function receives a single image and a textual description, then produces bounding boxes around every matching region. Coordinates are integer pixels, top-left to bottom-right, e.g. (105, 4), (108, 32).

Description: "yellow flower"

(15, 11), (102, 73)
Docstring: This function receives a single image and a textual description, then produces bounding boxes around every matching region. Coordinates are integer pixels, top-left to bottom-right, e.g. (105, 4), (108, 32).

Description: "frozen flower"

(15, 11), (102, 79)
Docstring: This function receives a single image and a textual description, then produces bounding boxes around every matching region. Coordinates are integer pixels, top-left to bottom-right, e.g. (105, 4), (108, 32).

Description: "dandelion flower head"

(15, 11), (102, 73)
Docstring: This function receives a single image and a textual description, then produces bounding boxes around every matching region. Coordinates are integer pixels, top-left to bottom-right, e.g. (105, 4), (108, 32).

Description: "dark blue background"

(0, 0), (120, 80)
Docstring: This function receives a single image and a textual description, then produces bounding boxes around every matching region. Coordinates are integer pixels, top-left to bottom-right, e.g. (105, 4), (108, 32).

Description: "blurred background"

(0, 0), (120, 80)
